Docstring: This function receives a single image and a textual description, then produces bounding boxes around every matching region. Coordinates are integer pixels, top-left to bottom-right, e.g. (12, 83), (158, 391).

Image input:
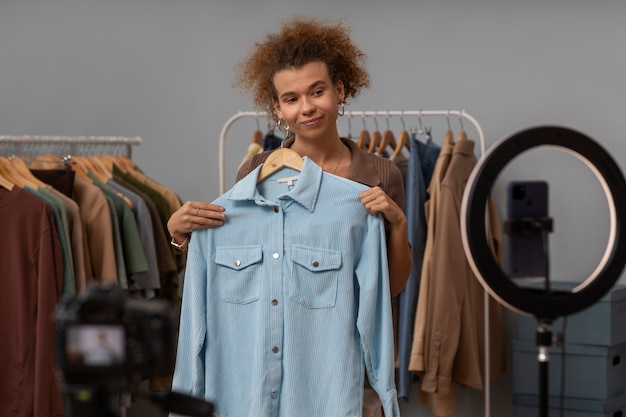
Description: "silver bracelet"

(170, 235), (190, 252)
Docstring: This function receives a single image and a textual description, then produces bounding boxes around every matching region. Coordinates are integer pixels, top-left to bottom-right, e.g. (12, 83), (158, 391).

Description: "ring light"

(461, 126), (626, 319)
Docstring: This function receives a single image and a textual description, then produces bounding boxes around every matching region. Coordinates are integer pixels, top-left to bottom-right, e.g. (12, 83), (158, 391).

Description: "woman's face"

(273, 61), (344, 142)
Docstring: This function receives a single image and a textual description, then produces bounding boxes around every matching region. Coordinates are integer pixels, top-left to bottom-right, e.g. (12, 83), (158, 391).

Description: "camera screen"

(65, 324), (125, 368)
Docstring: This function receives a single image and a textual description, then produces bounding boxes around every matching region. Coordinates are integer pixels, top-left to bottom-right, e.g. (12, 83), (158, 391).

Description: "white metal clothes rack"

(218, 109), (492, 417)
(219, 110), (485, 194)
(0, 135), (142, 158)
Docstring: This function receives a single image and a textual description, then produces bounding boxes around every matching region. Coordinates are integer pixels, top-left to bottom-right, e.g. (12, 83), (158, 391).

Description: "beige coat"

(409, 137), (506, 416)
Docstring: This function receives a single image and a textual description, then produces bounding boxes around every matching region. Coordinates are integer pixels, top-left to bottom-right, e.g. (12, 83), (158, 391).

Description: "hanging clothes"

(409, 136), (506, 417)
(110, 171), (180, 304)
(396, 132), (441, 400)
(263, 131), (284, 151)
(172, 158), (400, 417)
(89, 174), (150, 287)
(0, 136), (184, 416)
(111, 164), (182, 304)
(0, 186), (65, 417)
(107, 178), (161, 296)
(71, 174), (119, 283)
(25, 185), (77, 294)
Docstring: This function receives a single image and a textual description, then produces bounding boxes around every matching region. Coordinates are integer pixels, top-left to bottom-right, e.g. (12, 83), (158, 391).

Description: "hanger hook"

(458, 110), (465, 131)
(446, 110), (452, 130)
(255, 113), (261, 131)
(417, 110), (424, 133)
(373, 113), (379, 131)
(266, 117), (273, 133)
(400, 111), (406, 131)
(385, 111), (391, 131)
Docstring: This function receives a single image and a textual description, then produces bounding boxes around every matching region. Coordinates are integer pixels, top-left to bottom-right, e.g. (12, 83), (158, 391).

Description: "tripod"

(505, 214), (555, 417)
(535, 319), (554, 417)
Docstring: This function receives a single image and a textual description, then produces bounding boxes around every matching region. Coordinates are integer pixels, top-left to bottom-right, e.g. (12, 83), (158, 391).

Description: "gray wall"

(2, 1), (625, 416)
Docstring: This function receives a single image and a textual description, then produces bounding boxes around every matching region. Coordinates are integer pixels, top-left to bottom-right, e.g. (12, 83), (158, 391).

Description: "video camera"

(54, 281), (214, 417)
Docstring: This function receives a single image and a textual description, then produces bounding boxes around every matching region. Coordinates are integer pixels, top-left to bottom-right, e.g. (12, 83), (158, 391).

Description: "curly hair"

(234, 16), (370, 122)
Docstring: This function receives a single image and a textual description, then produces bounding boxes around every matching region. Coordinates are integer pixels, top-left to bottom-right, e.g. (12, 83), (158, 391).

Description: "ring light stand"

(460, 126), (626, 417)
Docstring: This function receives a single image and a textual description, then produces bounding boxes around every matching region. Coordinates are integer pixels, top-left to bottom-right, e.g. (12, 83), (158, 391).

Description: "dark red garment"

(30, 167), (76, 198)
(0, 186), (65, 417)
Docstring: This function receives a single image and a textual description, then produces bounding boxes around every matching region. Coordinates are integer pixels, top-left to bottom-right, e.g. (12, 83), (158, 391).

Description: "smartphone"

(505, 180), (549, 278)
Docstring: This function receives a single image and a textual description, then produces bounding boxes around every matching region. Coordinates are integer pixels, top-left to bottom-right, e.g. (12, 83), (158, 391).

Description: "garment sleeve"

(170, 233), (208, 413)
(355, 215), (400, 417)
(35, 206), (65, 417)
(85, 189), (118, 283)
(419, 183), (465, 395)
(385, 159), (405, 211)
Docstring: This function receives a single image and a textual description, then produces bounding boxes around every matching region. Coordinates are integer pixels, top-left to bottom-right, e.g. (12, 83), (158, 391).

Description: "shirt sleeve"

(355, 215), (400, 417)
(170, 232), (208, 413)
(35, 206), (65, 417)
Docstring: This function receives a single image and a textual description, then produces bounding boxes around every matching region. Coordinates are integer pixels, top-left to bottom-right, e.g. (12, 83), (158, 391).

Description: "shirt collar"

(227, 156), (322, 212)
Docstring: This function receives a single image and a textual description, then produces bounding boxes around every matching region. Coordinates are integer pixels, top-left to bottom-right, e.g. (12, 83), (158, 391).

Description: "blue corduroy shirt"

(171, 157), (400, 417)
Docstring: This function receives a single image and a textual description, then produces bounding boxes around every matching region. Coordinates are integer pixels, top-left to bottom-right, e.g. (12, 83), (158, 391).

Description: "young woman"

(168, 17), (412, 417)
(167, 17), (411, 296)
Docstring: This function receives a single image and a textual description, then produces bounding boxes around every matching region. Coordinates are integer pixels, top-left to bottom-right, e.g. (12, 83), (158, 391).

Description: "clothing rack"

(219, 110), (485, 194)
(0, 135), (142, 158)
(218, 109), (492, 417)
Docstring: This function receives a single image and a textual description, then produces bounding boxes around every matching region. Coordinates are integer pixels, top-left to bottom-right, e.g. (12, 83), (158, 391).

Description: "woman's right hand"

(167, 201), (226, 244)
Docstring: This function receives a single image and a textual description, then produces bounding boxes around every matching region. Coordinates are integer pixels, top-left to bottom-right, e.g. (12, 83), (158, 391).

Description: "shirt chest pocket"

(289, 245), (342, 309)
(215, 245), (263, 304)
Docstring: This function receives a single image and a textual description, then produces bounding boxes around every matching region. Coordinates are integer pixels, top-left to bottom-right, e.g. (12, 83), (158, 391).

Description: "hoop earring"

(276, 119), (290, 136)
(338, 102), (345, 117)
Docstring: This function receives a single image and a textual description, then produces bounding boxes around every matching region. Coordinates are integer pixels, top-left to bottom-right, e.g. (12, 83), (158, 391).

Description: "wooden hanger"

(29, 155), (67, 170)
(97, 155), (137, 174)
(444, 129), (455, 145)
(0, 169), (14, 190)
(357, 129), (370, 150)
(391, 130), (410, 161)
(253, 130), (264, 146)
(88, 156), (113, 181)
(257, 148), (304, 183)
(72, 156), (108, 183)
(457, 130), (468, 142)
(97, 155), (120, 173)
(367, 130), (381, 153)
(376, 129), (397, 157)
(0, 156), (38, 189)
(9, 156), (49, 188)
(68, 157), (94, 183)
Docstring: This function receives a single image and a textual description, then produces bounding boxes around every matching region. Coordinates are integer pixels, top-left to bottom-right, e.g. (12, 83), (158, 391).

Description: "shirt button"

(234, 260), (241, 267)
(312, 260), (319, 267)
(271, 392), (278, 399)
(272, 346), (279, 353)
(274, 207), (279, 213)
(271, 299), (278, 306)
(273, 253), (280, 259)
